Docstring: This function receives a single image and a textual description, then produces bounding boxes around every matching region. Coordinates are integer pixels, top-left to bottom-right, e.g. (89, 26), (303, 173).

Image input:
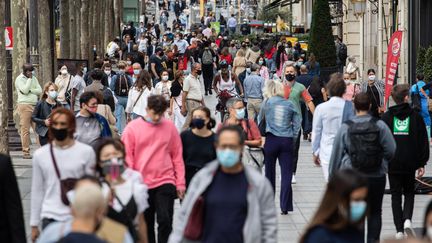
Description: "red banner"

(5, 27), (13, 50)
(384, 30), (403, 109)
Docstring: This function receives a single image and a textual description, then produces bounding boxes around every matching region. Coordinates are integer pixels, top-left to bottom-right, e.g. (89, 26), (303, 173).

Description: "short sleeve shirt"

(71, 75), (86, 112)
(183, 74), (203, 101)
(283, 82), (313, 113)
(149, 55), (163, 78)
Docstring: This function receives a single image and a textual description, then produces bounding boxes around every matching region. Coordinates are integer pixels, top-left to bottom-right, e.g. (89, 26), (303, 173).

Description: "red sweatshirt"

(122, 118), (185, 190)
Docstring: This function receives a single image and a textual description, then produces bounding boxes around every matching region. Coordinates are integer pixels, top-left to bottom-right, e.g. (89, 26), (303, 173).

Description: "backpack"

(338, 43), (348, 63)
(202, 49), (213, 65)
(411, 84), (422, 112)
(346, 118), (383, 173)
(115, 74), (130, 97)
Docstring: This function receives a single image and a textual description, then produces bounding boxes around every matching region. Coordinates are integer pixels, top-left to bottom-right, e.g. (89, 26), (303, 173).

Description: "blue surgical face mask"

(83, 67), (88, 74)
(48, 91), (58, 100)
(258, 60), (264, 65)
(235, 108), (245, 120)
(350, 201), (366, 222)
(246, 68), (251, 74)
(217, 149), (240, 168)
(133, 69), (140, 75)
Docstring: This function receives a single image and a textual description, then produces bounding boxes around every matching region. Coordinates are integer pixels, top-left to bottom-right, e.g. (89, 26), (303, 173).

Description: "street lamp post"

(351, 0), (366, 80)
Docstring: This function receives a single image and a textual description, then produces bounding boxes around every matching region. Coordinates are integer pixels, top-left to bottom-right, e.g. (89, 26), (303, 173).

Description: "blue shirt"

(304, 225), (363, 243)
(295, 74), (313, 88)
(259, 96), (301, 138)
(243, 73), (265, 100)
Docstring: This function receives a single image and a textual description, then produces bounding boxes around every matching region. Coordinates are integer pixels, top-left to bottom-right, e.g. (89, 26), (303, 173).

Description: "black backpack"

(115, 74), (130, 97)
(411, 84), (422, 112)
(346, 118), (383, 173)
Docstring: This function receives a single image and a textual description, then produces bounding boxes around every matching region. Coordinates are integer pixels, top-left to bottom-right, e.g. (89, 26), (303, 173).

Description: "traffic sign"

(5, 27), (13, 50)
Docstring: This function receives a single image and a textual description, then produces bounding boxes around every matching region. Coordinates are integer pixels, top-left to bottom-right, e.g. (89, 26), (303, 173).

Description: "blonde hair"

(263, 79), (285, 98)
(41, 82), (59, 100)
(71, 183), (106, 218)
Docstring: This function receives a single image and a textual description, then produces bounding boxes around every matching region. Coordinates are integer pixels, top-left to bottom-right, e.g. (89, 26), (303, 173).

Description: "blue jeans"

(115, 96), (128, 134)
(264, 133), (294, 212)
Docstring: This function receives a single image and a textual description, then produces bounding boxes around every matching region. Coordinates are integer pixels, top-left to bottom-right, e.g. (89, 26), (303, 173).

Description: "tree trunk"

(113, 0), (120, 37)
(98, 0), (105, 58)
(0, 0), (9, 154)
(89, 0), (97, 66)
(80, 0), (89, 60)
(104, 0), (113, 51)
(69, 0), (76, 59)
(60, 0), (70, 58)
(38, 0), (54, 85)
(75, 0), (81, 59)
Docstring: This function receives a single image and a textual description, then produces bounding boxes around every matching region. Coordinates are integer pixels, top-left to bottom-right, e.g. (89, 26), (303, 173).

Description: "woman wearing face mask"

(300, 169), (368, 243)
(180, 107), (217, 187)
(258, 79), (301, 215)
(360, 69), (385, 118)
(95, 138), (149, 243)
(32, 82), (63, 146)
(154, 71), (173, 118)
(257, 56), (269, 80)
(275, 44), (288, 78)
(343, 72), (360, 101)
(170, 70), (186, 131)
(126, 70), (155, 122)
(54, 65), (72, 109)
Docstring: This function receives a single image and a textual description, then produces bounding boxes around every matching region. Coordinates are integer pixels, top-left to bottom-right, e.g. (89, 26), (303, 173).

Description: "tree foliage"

(308, 0), (336, 67)
(423, 46), (432, 82)
(416, 46), (426, 75)
(257, 7), (292, 23)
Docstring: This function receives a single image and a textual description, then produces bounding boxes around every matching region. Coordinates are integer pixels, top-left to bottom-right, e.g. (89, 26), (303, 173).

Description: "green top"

(15, 73), (42, 105)
(284, 82), (312, 113)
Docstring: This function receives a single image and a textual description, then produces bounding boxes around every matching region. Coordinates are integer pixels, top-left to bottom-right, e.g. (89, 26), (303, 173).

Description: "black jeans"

(185, 165), (201, 188)
(292, 132), (301, 174)
(366, 175), (386, 243)
(389, 172), (415, 232)
(39, 135), (49, 146)
(300, 101), (312, 135)
(144, 184), (177, 243)
(202, 64), (214, 92)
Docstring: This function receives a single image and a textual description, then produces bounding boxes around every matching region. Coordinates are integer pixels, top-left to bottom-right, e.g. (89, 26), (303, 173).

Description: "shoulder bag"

(50, 144), (77, 206)
(64, 76), (72, 105)
(258, 100), (267, 136)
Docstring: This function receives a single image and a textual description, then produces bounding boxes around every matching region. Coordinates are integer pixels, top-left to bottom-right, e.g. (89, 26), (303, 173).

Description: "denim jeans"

(115, 96), (128, 134)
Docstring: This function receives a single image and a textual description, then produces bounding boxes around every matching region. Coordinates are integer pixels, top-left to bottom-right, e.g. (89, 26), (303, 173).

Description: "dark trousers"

(144, 184), (177, 243)
(202, 64), (213, 92)
(185, 165), (201, 188)
(389, 173), (416, 232)
(292, 132), (301, 174)
(300, 102), (312, 135)
(39, 135), (49, 146)
(366, 176), (386, 243)
(264, 134), (293, 212)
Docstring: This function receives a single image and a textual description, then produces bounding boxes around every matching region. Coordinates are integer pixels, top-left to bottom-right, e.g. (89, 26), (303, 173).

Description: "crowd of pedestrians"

(3, 6), (432, 243)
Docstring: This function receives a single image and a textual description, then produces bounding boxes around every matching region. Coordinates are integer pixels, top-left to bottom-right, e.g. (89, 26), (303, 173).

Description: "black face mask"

(159, 52), (164, 57)
(190, 118), (205, 129)
(196, 70), (202, 75)
(286, 73), (296, 81)
(51, 127), (68, 141)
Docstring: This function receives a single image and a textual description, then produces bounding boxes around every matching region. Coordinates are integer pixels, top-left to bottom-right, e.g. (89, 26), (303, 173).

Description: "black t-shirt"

(149, 54), (164, 78)
(367, 84), (381, 117)
(180, 130), (216, 168)
(202, 169), (248, 243)
(296, 74), (313, 88)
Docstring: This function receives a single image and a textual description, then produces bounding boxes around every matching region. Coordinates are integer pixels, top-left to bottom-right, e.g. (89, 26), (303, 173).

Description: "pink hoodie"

(122, 118), (185, 190)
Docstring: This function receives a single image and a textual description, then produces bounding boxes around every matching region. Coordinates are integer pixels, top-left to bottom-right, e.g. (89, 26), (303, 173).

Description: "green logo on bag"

(393, 117), (410, 135)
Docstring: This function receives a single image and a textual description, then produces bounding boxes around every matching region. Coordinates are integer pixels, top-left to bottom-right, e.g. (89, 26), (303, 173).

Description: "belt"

(186, 98), (202, 103)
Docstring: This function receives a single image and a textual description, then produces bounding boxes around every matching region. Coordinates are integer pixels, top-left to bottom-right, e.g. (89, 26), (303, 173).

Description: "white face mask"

(61, 69), (68, 75)
(162, 75), (169, 81)
(368, 75), (376, 81)
(104, 70), (111, 75)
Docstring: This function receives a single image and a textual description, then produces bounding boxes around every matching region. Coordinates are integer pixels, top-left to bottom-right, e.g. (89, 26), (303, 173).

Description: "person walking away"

(312, 74), (354, 181)
(170, 71), (186, 131)
(55, 65), (72, 109)
(244, 63), (265, 121)
(257, 56), (270, 80)
(30, 108), (96, 242)
(245, 41), (261, 64)
(200, 41), (216, 96)
(181, 106), (217, 187)
(275, 45), (288, 78)
(122, 95), (185, 243)
(110, 62), (133, 134)
(296, 65), (314, 140)
(343, 72), (360, 101)
(411, 74), (431, 138)
(32, 82), (62, 146)
(281, 63), (315, 183)
(85, 69), (115, 113)
(305, 53), (320, 78)
(84, 59), (109, 86)
(70, 63), (87, 115)
(95, 138), (149, 242)
(181, 63), (205, 130)
(264, 42), (276, 73)
(300, 169), (367, 243)
(15, 63), (42, 159)
(95, 92), (116, 128)
(168, 126), (277, 243)
(381, 84), (429, 239)
(75, 92), (112, 147)
(329, 93), (396, 243)
(259, 80), (301, 214)
(126, 70), (154, 121)
(360, 69), (384, 118)
(233, 49), (247, 77)
(227, 14), (237, 34)
(150, 48), (166, 86)
(0, 154), (26, 243)
(106, 38), (121, 59)
(335, 37), (348, 73)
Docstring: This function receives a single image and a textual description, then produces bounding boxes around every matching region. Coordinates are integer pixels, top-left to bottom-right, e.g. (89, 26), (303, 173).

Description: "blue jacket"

(95, 113), (112, 138)
(258, 96), (301, 138)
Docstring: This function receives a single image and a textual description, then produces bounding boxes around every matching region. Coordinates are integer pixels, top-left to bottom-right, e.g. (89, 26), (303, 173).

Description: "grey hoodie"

(328, 114), (396, 178)
(168, 161), (277, 243)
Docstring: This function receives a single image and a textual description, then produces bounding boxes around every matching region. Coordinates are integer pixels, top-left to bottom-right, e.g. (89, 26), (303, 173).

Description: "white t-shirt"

(183, 74), (203, 101)
(107, 42), (120, 57)
(71, 74), (86, 111)
(173, 39), (189, 54)
(125, 86), (154, 117)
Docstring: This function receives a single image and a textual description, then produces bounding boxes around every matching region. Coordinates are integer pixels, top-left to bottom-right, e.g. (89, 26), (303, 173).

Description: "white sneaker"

(404, 219), (416, 238)
(404, 219), (412, 229)
(291, 175), (297, 184)
(395, 232), (405, 240)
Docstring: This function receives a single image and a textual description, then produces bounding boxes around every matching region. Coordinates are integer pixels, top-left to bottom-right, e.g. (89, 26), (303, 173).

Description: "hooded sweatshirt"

(381, 103), (429, 173)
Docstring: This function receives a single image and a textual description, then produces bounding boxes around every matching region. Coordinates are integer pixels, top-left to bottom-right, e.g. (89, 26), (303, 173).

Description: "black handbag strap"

(50, 144), (62, 180)
(65, 75), (71, 91)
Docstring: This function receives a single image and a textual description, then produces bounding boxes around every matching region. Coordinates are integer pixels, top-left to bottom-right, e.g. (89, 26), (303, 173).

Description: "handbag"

(243, 146), (264, 169)
(64, 76), (72, 105)
(258, 100), (267, 136)
(50, 144), (77, 206)
(183, 196), (204, 240)
(411, 84), (422, 112)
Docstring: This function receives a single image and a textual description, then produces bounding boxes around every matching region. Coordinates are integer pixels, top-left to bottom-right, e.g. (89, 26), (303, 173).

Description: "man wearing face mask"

(102, 63), (116, 88)
(15, 63), (42, 159)
(121, 34), (133, 60)
(122, 95), (185, 243)
(169, 126), (277, 243)
(282, 64), (315, 183)
(173, 33), (189, 56)
(150, 47), (166, 86)
(182, 63), (205, 130)
(30, 108), (96, 242)
(147, 39), (158, 59)
(55, 65), (72, 109)
(75, 92), (112, 147)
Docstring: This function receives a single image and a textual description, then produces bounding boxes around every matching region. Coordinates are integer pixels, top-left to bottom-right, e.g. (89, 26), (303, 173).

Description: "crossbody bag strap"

(50, 144), (62, 180)
(65, 76), (71, 91)
(132, 90), (144, 108)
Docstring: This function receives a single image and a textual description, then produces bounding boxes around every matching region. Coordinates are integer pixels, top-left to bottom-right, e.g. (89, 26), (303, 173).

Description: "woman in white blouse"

(126, 70), (154, 122)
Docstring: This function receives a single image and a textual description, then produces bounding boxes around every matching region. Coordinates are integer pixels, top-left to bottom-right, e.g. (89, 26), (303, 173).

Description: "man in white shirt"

(173, 33), (189, 55)
(311, 73), (354, 181)
(227, 14), (237, 34)
(181, 63), (204, 130)
(106, 38), (120, 58)
(202, 24), (212, 38)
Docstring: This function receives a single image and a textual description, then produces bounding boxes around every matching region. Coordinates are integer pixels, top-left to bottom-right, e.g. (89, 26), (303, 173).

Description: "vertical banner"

(384, 30), (403, 109)
(200, 0), (205, 18)
(5, 27), (13, 50)
(210, 22), (220, 34)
